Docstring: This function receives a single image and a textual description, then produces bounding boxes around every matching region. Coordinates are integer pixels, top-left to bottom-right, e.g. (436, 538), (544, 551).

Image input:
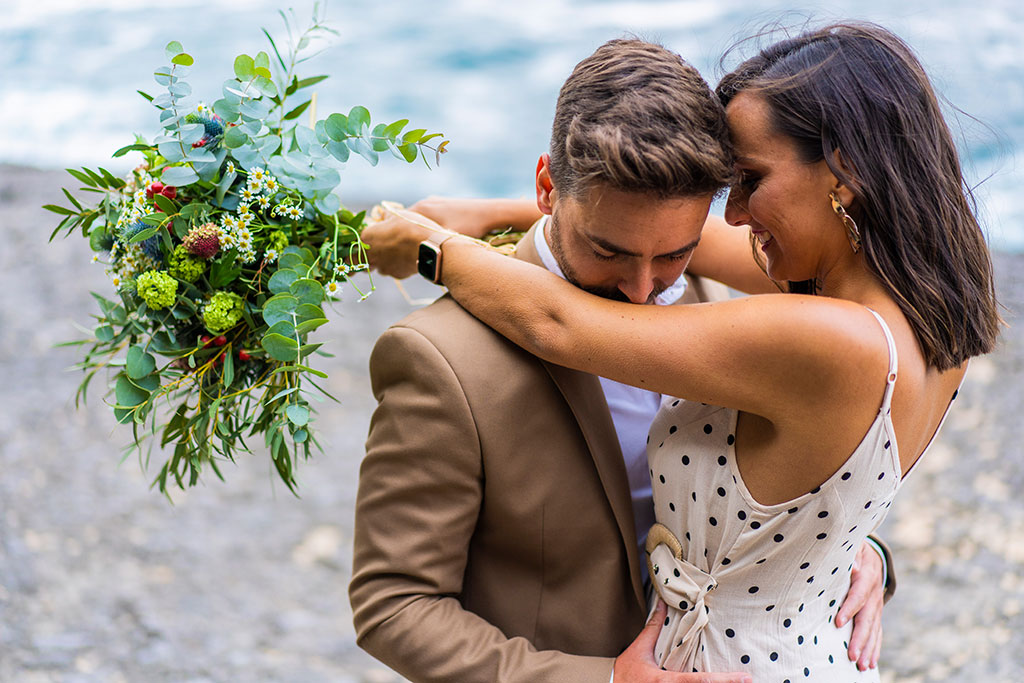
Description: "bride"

(362, 22), (999, 680)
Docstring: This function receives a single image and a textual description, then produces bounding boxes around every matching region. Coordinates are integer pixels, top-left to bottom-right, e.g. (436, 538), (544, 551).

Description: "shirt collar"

(532, 215), (689, 306)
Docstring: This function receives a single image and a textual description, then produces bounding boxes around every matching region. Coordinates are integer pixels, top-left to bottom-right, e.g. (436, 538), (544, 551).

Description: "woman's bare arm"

(440, 235), (884, 422)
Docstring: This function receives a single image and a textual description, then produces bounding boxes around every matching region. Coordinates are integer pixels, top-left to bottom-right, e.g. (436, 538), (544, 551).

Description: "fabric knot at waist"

(645, 522), (717, 672)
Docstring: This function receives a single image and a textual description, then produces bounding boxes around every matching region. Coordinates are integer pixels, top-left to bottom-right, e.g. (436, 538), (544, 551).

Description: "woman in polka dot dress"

(365, 22), (1001, 681)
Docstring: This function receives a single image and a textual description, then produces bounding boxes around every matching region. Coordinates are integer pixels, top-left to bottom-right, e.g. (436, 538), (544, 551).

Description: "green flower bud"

(266, 230), (288, 255)
(203, 291), (244, 333)
(168, 244), (206, 283)
(136, 270), (177, 310)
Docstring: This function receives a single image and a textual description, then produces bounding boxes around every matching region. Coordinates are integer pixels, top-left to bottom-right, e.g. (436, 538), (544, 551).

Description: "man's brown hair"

(549, 39), (734, 199)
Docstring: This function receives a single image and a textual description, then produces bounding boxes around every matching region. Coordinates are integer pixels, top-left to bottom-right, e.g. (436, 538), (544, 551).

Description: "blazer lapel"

(516, 220), (647, 610)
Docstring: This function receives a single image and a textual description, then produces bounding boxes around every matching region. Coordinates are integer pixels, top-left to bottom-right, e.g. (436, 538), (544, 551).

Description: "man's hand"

(836, 542), (885, 671)
(613, 601), (751, 683)
(361, 206), (441, 279)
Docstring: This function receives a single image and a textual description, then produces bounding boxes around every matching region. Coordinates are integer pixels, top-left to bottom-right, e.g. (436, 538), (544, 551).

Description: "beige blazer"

(349, 226), (893, 683)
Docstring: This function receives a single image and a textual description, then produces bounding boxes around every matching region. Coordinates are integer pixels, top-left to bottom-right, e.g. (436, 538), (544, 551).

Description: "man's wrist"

(865, 536), (888, 589)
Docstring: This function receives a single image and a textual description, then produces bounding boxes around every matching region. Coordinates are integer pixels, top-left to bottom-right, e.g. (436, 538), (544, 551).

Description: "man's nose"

(618, 262), (657, 304)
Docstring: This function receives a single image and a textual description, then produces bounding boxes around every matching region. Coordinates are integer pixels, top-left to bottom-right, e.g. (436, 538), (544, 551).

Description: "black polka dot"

(669, 425), (677, 434)
(828, 654), (834, 664)
(681, 455), (690, 465)
(765, 604), (775, 612)
(659, 474), (666, 483)
(841, 472), (851, 481)
(686, 532), (690, 541)
(727, 434), (735, 445)
(737, 510), (747, 521)
(750, 521), (761, 529)
(829, 599), (837, 608)
(783, 618), (792, 628)
(717, 487), (727, 497)
(818, 511), (829, 518)
(709, 517), (718, 526)
(804, 667), (810, 677)
(669, 502), (676, 511)
(658, 442), (663, 448)
(884, 440), (891, 449)
(645, 435), (649, 444)
(664, 617), (670, 626)
(806, 576), (814, 584)
(756, 558), (767, 565)
(952, 389), (958, 400)
(673, 399), (680, 406)
(798, 635), (804, 645)
(816, 532), (828, 540)
(787, 506), (799, 514)
(817, 590), (825, 598)
(748, 586), (759, 594)
(878, 472), (885, 480)
(704, 423), (713, 434)
(864, 501), (872, 509)
(831, 567), (839, 575)
(674, 568), (681, 577)
(810, 486), (821, 494)
(722, 557), (732, 565)
(770, 652), (779, 662)
(679, 600), (688, 610)
(774, 534), (785, 543)
(798, 603), (804, 612)
(849, 526), (858, 534)
(692, 492), (697, 502)
(718, 455), (727, 466)
(725, 628), (735, 638)
(740, 654), (750, 664)
(800, 562), (810, 570)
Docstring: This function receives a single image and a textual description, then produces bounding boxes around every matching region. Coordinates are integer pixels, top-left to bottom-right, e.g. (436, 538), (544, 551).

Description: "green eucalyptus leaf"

(402, 128), (426, 143)
(168, 82), (192, 98)
(267, 320), (296, 338)
(171, 53), (194, 67)
(234, 54), (256, 80)
(153, 194), (179, 215)
(115, 374), (149, 407)
(158, 141), (186, 162)
(324, 113), (347, 141)
(261, 333), (299, 362)
(294, 303), (324, 324)
(293, 428), (308, 443)
(370, 123), (391, 152)
(262, 294), (299, 327)
(96, 325), (115, 342)
(165, 41), (184, 58)
(290, 278), (325, 305)
(295, 317), (328, 335)
(277, 252), (305, 270)
(268, 268), (301, 294)
(126, 345), (157, 379)
(130, 374), (161, 393)
(285, 404), (309, 426)
(326, 139), (350, 163)
(254, 51), (270, 71)
(223, 127), (248, 149)
(160, 165), (199, 187)
(347, 106), (370, 134)
(295, 75), (329, 90)
(283, 99), (311, 121)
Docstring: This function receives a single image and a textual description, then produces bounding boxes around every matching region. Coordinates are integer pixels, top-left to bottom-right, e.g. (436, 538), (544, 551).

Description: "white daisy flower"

(326, 280), (340, 297)
(226, 161), (236, 175)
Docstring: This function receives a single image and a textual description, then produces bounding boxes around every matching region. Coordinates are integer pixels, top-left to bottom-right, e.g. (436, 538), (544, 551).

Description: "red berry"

(213, 335), (227, 346)
(200, 335), (212, 347)
(161, 185), (177, 200)
(238, 349), (251, 361)
(146, 182), (164, 199)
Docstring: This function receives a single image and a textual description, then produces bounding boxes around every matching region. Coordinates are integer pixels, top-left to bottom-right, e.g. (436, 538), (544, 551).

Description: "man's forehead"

(558, 188), (708, 249)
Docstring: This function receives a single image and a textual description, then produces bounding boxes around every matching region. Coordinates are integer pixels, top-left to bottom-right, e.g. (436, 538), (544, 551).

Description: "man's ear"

(535, 154), (556, 216)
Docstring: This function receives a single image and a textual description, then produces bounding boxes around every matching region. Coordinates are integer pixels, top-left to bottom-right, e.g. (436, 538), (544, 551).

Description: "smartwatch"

(417, 233), (455, 284)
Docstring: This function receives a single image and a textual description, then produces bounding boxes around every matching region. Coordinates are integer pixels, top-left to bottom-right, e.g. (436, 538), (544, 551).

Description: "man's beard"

(548, 216), (665, 304)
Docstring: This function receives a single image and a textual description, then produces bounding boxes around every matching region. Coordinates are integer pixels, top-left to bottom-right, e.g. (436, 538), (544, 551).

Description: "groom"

(349, 39), (889, 683)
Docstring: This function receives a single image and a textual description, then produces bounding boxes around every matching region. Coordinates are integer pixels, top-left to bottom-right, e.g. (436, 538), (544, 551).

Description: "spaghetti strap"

(865, 308), (898, 413)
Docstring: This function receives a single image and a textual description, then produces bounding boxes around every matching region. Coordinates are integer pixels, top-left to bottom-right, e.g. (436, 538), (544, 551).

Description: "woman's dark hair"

(717, 22), (1000, 370)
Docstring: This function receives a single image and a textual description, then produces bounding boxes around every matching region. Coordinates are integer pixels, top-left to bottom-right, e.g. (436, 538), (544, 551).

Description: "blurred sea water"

(2, 0), (1021, 250)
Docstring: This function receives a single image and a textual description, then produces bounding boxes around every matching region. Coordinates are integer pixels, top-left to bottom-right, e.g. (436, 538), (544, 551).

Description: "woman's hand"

(362, 205), (445, 279)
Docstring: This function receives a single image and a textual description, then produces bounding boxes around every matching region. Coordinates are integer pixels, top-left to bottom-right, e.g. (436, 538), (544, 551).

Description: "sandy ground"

(1, 165), (1021, 682)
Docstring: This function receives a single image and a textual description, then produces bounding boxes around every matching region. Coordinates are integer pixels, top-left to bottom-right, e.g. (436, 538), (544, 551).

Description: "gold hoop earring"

(830, 192), (861, 254)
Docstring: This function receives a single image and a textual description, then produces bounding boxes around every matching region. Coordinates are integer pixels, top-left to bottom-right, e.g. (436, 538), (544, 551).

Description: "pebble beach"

(1, 164), (1021, 682)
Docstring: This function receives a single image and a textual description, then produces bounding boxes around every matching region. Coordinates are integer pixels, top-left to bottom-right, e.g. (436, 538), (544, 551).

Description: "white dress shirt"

(532, 218), (689, 550)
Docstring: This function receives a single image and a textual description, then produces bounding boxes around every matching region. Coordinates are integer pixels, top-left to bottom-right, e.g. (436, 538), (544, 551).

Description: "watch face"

(418, 242), (440, 281)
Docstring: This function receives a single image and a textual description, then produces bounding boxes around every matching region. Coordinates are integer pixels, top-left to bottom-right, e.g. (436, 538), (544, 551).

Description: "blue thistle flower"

(121, 220), (164, 263)
(185, 112), (225, 148)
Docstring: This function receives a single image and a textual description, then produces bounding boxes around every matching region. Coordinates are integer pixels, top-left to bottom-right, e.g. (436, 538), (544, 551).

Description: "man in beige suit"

(350, 39), (890, 683)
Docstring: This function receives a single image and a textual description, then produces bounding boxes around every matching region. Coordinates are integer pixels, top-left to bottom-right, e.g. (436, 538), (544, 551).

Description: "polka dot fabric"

(644, 310), (914, 681)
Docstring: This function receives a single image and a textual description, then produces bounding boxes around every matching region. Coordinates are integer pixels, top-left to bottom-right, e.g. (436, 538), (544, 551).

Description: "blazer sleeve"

(349, 325), (616, 683)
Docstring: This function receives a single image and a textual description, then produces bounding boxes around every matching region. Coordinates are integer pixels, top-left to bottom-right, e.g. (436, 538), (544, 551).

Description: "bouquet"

(46, 8), (448, 497)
